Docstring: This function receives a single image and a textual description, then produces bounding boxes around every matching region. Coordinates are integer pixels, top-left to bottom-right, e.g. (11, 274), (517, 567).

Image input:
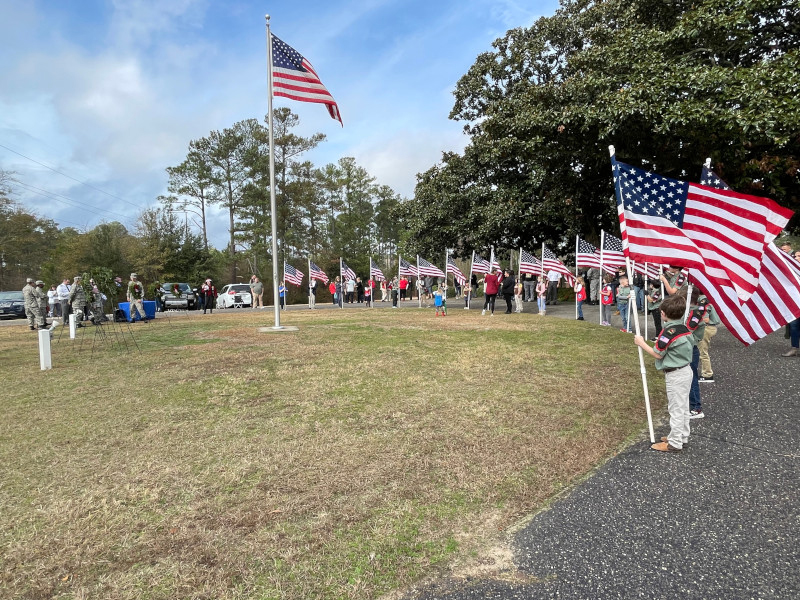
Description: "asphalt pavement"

(401, 299), (800, 600)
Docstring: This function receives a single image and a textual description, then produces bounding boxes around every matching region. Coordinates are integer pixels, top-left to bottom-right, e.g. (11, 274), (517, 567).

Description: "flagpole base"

(258, 326), (299, 333)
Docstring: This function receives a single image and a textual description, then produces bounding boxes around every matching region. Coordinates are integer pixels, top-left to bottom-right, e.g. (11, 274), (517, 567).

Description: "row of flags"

(266, 26), (800, 348)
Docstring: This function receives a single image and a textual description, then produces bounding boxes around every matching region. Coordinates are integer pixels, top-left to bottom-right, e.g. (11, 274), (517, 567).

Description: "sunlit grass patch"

(0, 309), (664, 599)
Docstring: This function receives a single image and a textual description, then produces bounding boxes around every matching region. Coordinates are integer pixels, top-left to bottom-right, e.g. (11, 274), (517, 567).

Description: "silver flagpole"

(265, 15), (282, 328)
(467, 250), (475, 310)
(339, 257), (344, 309)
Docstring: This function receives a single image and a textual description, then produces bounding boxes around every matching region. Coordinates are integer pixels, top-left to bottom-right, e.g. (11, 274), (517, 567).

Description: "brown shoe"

(660, 436), (688, 448)
(651, 441), (681, 452)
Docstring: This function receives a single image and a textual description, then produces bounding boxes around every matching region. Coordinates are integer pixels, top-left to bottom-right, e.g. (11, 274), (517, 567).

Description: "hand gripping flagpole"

(610, 145), (655, 443)
(265, 15), (282, 328)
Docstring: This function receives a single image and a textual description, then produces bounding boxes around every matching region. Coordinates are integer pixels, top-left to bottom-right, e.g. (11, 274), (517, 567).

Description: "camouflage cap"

(74, 275), (82, 281)
(35, 280), (44, 286)
(26, 277), (34, 283)
(130, 273), (138, 278)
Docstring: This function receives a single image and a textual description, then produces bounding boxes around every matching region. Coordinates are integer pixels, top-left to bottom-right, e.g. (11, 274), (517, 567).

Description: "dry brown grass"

(0, 309), (665, 599)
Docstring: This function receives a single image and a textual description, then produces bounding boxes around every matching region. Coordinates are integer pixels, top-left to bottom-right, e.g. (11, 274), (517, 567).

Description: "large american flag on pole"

(447, 257), (466, 285)
(270, 34), (342, 125)
(309, 260), (329, 284)
(612, 156), (792, 300)
(370, 258), (385, 281)
(472, 253), (491, 274)
(399, 257), (418, 277)
(542, 246), (575, 284)
(341, 259), (356, 281)
(576, 238), (601, 268)
(284, 262), (304, 286)
(686, 166), (800, 346)
(519, 249), (542, 274)
(417, 256), (445, 278)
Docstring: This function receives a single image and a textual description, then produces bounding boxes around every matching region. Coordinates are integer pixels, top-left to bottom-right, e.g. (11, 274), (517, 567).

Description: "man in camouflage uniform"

(127, 273), (147, 322)
(22, 278), (36, 331)
(68, 276), (88, 327)
(33, 281), (48, 329)
(88, 279), (105, 325)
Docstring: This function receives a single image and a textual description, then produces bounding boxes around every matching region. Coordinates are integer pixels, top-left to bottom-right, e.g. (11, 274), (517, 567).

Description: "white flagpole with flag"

(575, 235), (579, 320)
(339, 257), (344, 309)
(644, 262), (649, 340)
(467, 251), (475, 310)
(265, 16), (282, 328)
(599, 230), (605, 325)
(417, 255), (422, 308)
(308, 257), (312, 309)
(610, 145), (654, 443)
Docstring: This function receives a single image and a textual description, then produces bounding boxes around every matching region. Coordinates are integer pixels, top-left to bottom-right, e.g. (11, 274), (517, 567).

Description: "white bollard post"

(38, 329), (52, 370)
(69, 314), (76, 339)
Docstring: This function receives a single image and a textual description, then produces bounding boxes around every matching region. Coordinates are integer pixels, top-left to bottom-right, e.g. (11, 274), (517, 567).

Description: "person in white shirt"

(546, 270), (561, 305)
(47, 285), (59, 317)
(56, 278), (71, 320)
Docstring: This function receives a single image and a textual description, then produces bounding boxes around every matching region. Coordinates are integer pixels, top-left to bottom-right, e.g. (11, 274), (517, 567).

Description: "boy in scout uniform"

(634, 294), (694, 452)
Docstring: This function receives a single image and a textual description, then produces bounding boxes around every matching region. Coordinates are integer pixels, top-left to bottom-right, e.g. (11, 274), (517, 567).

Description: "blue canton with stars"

(612, 160), (690, 227)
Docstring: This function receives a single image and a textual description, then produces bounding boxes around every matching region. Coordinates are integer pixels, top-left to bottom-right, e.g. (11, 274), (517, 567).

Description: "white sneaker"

(481, 309), (486, 315)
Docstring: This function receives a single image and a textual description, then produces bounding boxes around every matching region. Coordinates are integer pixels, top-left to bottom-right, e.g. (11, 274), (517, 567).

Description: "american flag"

(630, 262), (662, 280)
(447, 256), (466, 285)
(471, 252), (491, 274)
(613, 157), (792, 300)
(308, 260), (329, 284)
(542, 245), (575, 285)
(341, 259), (356, 281)
(519, 249), (541, 274)
(686, 166), (800, 345)
(370, 258), (385, 281)
(576, 238), (601, 269)
(271, 34), (342, 125)
(417, 256), (445, 278)
(284, 262), (304, 286)
(399, 257), (417, 277)
(601, 232), (627, 274)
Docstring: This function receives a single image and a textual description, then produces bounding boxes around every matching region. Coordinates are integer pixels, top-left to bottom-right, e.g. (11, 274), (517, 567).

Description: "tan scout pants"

(698, 325), (717, 378)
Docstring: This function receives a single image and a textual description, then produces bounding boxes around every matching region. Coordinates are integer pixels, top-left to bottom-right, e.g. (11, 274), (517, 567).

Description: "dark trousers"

(651, 309), (662, 338)
(503, 293), (513, 313)
(392, 290), (398, 307)
(483, 293), (497, 313)
(546, 281), (559, 304)
(689, 346), (702, 412)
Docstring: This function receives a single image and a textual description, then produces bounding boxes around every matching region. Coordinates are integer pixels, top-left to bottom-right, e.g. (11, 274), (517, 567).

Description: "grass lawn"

(0, 308), (665, 599)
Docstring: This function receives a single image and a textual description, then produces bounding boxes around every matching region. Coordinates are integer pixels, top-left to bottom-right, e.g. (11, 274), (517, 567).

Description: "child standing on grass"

(536, 277), (547, 315)
(434, 286), (446, 316)
(514, 278), (524, 313)
(634, 294), (694, 452)
(600, 274), (614, 325)
(616, 274), (631, 332)
(574, 276), (586, 320)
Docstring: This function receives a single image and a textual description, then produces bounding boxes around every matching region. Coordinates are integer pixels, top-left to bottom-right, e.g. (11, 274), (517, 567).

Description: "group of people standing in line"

(22, 275), (109, 330)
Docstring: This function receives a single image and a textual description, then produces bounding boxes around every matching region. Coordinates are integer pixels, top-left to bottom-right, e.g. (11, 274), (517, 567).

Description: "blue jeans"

(577, 300), (584, 319)
(790, 317), (800, 348)
(634, 286), (645, 311)
(618, 301), (629, 330)
(537, 297), (546, 312)
(690, 345), (702, 412)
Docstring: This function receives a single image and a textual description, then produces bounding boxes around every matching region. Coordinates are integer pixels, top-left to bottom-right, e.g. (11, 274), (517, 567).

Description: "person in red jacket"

(480, 268), (503, 316)
(399, 276), (408, 301)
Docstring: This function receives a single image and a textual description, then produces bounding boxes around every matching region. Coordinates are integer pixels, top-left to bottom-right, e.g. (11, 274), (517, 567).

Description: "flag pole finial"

(704, 157), (712, 169)
(265, 14), (270, 22)
(608, 145), (615, 157)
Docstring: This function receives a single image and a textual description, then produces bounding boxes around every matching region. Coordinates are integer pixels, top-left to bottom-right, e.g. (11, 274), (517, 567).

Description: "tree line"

(0, 108), (406, 300)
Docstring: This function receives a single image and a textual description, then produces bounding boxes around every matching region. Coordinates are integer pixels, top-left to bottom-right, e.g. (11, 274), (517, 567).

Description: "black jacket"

(501, 275), (515, 295)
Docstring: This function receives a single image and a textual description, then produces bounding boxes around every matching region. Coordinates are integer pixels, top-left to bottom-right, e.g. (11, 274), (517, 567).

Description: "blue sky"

(0, 0), (559, 248)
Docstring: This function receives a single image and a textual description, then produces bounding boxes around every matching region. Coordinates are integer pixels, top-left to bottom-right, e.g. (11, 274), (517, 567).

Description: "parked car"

(161, 282), (197, 310)
(0, 291), (26, 319)
(216, 284), (252, 309)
